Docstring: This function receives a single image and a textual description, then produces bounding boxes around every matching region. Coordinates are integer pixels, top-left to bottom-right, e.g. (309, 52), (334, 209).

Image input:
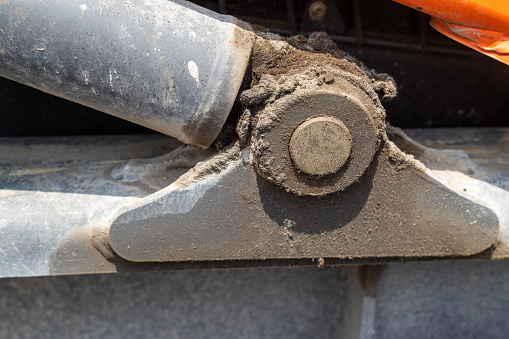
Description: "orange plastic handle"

(393, 0), (509, 65)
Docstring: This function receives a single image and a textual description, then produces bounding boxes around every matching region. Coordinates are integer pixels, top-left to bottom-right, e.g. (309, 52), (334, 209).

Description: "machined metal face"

(289, 116), (352, 176)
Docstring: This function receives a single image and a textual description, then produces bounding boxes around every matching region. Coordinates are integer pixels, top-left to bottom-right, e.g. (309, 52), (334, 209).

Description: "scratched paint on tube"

(188, 61), (200, 87)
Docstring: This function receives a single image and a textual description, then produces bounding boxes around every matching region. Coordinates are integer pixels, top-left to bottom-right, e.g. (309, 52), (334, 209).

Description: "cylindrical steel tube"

(0, 0), (253, 147)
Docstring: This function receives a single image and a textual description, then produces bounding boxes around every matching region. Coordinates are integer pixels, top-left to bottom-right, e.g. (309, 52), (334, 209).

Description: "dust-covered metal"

(0, 0), (253, 147)
(108, 138), (500, 263)
(252, 74), (381, 196)
(105, 28), (504, 262)
(0, 135), (221, 277)
(0, 135), (162, 277)
(0, 130), (507, 278)
(235, 31), (396, 196)
(389, 127), (509, 260)
(289, 116), (352, 176)
(0, 1), (508, 277)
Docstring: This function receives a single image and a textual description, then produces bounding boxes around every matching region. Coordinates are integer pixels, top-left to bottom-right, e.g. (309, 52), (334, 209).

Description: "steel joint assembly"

(289, 116), (352, 176)
(252, 73), (384, 196)
(0, 0), (506, 274)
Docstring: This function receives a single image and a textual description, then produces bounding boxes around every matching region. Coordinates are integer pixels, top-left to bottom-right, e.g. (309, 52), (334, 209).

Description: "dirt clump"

(172, 142), (241, 189)
(231, 30), (397, 151)
(231, 30), (398, 195)
(245, 31), (397, 102)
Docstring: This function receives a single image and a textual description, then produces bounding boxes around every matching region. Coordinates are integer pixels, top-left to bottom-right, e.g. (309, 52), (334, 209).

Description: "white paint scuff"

(188, 61), (200, 87)
(80, 4), (87, 18)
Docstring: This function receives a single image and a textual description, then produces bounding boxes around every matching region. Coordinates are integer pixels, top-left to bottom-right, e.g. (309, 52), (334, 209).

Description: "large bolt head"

(289, 117), (352, 176)
(309, 1), (327, 20)
(253, 85), (380, 196)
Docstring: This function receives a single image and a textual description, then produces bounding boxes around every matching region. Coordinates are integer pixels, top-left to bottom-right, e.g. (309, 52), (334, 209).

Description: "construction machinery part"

(0, 0), (508, 278)
(0, 129), (507, 278)
(105, 57), (502, 262)
(107, 139), (499, 263)
(301, 0), (346, 36)
(0, 0), (253, 147)
(289, 116), (352, 176)
(252, 74), (382, 196)
(393, 0), (509, 66)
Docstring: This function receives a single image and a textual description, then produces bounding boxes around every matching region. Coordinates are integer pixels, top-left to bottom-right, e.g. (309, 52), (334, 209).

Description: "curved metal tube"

(0, 0), (253, 147)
